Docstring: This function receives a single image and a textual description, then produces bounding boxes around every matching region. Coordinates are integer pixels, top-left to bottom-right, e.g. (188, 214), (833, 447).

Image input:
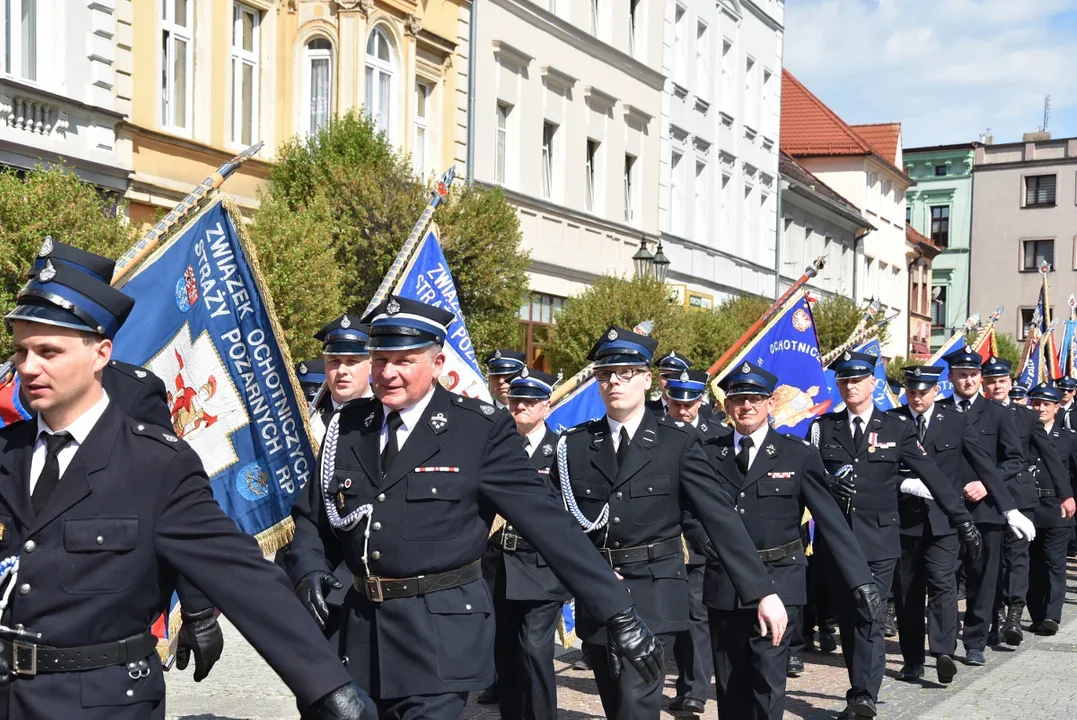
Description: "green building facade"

(903, 143), (978, 351)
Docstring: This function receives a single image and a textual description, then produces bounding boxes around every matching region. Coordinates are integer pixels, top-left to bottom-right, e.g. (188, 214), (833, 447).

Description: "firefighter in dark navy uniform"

(485, 348), (526, 410)
(283, 298), (664, 720)
(936, 346), (1023, 666)
(809, 352), (981, 717)
(698, 362), (878, 720)
(1025, 383), (1077, 635)
(296, 358), (327, 405)
(551, 327), (786, 720)
(664, 369), (723, 715)
(0, 240), (373, 720)
(311, 315), (373, 429)
(480, 367), (567, 720)
(891, 364), (1030, 685)
(646, 351), (719, 424)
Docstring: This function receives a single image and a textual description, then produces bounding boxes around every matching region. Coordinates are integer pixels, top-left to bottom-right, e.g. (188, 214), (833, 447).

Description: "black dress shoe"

(1041, 619), (1059, 636)
(787, 654), (804, 677)
(572, 654), (593, 671)
(883, 600), (898, 638)
(964, 649), (986, 666)
(898, 663), (923, 681)
(851, 693), (877, 718)
(476, 686), (498, 704)
(680, 697), (705, 714)
(936, 654), (958, 684)
(668, 697), (685, 711)
(819, 631), (838, 653)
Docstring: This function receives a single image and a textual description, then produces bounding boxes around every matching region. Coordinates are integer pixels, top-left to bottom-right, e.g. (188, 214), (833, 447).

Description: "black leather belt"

(1038, 488), (1058, 498)
(1, 631), (157, 677)
(490, 528), (535, 553)
(353, 559), (483, 602)
(758, 539), (804, 563)
(599, 537), (682, 566)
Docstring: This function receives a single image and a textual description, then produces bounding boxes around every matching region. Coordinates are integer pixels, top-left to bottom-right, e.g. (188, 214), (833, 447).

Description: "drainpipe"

(466, 0), (479, 185)
(908, 252), (924, 358)
(774, 176), (784, 298)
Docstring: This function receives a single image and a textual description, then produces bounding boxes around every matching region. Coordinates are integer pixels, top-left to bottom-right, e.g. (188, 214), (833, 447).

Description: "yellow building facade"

(118, 0), (469, 224)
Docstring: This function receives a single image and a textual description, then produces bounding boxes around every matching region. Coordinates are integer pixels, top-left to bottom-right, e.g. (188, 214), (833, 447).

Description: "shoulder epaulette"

(886, 409), (907, 421)
(784, 432), (812, 447)
(562, 422), (589, 435)
(452, 394), (499, 421)
(129, 418), (187, 451)
(658, 415), (691, 433)
(109, 359), (153, 382)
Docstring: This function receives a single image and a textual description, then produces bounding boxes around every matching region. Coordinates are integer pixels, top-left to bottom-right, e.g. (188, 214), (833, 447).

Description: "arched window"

(365, 26), (395, 135)
(303, 37), (333, 137)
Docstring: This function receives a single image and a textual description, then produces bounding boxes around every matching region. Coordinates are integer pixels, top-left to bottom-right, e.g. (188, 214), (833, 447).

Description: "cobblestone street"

(167, 560), (1077, 719)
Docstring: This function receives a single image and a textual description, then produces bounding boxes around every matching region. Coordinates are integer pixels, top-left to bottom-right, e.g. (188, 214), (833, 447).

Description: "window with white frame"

(303, 37), (333, 137)
(672, 5), (686, 84)
(670, 151), (685, 236)
(365, 26), (396, 136)
(162, 0), (194, 131)
(589, 0), (600, 37)
(694, 161), (707, 237)
(696, 22), (709, 98)
(231, 3), (260, 146)
(624, 153), (637, 224)
(413, 80), (433, 177)
(495, 102), (510, 186)
(586, 139), (600, 213)
(720, 38), (734, 104)
(629, 0), (642, 59)
(2, 0), (36, 80)
(541, 121), (556, 199)
(744, 56), (756, 128)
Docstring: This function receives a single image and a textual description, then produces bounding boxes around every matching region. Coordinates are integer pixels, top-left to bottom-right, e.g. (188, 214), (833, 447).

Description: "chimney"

(1023, 131), (1051, 142)
(979, 129), (993, 145)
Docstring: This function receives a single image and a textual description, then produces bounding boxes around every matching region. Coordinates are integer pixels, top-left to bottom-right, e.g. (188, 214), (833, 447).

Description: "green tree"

(0, 164), (138, 356)
(993, 333), (1022, 366)
(885, 356), (924, 385)
(254, 110), (528, 357)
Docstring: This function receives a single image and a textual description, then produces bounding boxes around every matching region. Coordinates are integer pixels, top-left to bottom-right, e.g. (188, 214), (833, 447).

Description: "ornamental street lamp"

(632, 236), (654, 279)
(652, 241), (670, 283)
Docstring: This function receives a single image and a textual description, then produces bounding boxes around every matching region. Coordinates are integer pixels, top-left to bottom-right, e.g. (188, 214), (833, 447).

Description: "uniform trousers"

(836, 557), (896, 701)
(1028, 526), (1072, 624)
(960, 524), (1004, 652)
(492, 597), (562, 720)
(896, 533), (960, 664)
(587, 632), (676, 720)
(672, 563), (713, 702)
(997, 511), (1033, 607)
(802, 550), (837, 644)
(710, 608), (794, 720)
(787, 605), (804, 657)
(376, 692), (469, 720)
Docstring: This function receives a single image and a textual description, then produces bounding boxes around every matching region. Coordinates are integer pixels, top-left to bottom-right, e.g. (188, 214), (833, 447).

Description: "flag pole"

(820, 308), (897, 367)
(705, 257), (826, 377)
(970, 306), (1003, 351)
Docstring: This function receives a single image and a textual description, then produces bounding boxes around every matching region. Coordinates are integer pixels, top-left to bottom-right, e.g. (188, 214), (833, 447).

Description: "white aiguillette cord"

(321, 413), (374, 577)
(557, 436), (610, 536)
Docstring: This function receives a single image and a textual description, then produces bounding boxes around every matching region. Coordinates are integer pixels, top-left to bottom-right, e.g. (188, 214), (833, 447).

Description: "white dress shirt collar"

(608, 408), (647, 449)
(847, 405), (874, 430)
(384, 385), (437, 433)
(37, 389), (110, 443)
(523, 423), (547, 457)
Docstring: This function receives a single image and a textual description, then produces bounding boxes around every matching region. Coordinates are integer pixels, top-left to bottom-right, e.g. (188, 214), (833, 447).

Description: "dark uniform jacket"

(283, 386), (631, 699)
(1033, 424), (1077, 529)
(682, 418), (730, 567)
(810, 409), (972, 561)
(939, 396), (1022, 522)
(483, 426), (569, 603)
(550, 410), (774, 641)
(0, 404), (351, 720)
(1055, 404), (1074, 432)
(698, 428), (872, 610)
(891, 403), (1016, 536)
(645, 398), (722, 425)
(1007, 402), (1066, 510)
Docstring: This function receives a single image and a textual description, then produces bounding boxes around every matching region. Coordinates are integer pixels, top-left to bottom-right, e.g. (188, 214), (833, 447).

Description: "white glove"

(900, 478), (934, 499)
(1005, 509), (1036, 542)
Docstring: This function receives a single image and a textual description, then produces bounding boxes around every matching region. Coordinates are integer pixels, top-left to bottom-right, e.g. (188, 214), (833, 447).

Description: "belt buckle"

(365, 576), (385, 603)
(501, 531), (518, 552)
(12, 642), (37, 676)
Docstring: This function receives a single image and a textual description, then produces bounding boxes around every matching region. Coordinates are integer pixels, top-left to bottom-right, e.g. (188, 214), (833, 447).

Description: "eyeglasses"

(727, 395), (768, 407)
(595, 367), (647, 384)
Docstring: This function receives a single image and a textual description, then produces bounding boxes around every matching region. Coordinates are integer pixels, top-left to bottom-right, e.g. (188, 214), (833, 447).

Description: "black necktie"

(853, 417), (865, 450)
(959, 399), (970, 414)
(616, 427), (630, 467)
(736, 436), (754, 477)
(917, 414), (927, 443)
(33, 431), (73, 515)
(381, 411), (403, 474)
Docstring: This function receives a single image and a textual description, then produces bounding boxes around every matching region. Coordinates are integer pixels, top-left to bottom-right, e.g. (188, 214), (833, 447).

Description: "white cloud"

(783, 0), (1077, 146)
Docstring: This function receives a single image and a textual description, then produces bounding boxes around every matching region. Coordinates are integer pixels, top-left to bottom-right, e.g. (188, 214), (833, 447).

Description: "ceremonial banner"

(0, 375), (30, 429)
(547, 377), (605, 433)
(897, 331), (967, 404)
(112, 198), (314, 550)
(1017, 330), (1044, 390)
(392, 227), (491, 402)
(712, 291), (830, 438)
(971, 326), (998, 361)
(824, 337), (899, 413)
(1061, 320), (1077, 379)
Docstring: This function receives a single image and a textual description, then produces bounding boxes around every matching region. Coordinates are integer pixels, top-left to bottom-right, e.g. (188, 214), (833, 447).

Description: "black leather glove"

(297, 570), (343, 630)
(0, 640), (10, 686)
(313, 682), (377, 720)
(851, 582), (883, 624)
(697, 537), (721, 563)
(957, 521), (982, 560)
(605, 606), (664, 684)
(828, 465), (856, 504)
(175, 607), (224, 682)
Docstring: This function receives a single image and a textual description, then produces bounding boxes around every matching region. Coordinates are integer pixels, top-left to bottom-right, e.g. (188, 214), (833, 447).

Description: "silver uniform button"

(612, 517), (620, 524)
(23, 541), (35, 553)
(465, 604), (472, 610)
(18, 583), (30, 595)
(612, 542), (621, 548)
(372, 522), (382, 531)
(615, 492), (623, 499)
(585, 489), (591, 495)
(370, 551), (381, 560)
(97, 536), (105, 545)
(739, 492), (745, 498)
(431, 487), (438, 495)
(377, 493), (386, 502)
(126, 690), (134, 698)
(738, 508), (745, 515)
(137, 424), (145, 431)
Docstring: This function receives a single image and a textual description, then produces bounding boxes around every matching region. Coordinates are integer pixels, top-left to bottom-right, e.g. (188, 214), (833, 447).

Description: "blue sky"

(783, 1), (1077, 147)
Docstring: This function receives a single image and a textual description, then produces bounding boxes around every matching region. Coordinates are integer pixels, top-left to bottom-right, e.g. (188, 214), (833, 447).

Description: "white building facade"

(0, 0), (128, 193)
(659, 0), (784, 308)
(471, 0), (667, 367)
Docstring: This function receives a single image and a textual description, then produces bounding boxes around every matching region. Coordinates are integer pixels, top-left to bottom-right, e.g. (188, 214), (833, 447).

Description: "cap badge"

(299, 362), (308, 374)
(680, 370), (689, 382)
(741, 362), (751, 374)
(386, 298), (401, 315)
(494, 349), (502, 360)
(340, 314), (352, 329)
(38, 235), (54, 257)
(607, 329), (618, 341)
(913, 367), (922, 377)
(520, 367), (529, 378)
(964, 344), (973, 353)
(844, 352), (851, 361)
(989, 357), (997, 364)
(38, 259), (56, 283)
